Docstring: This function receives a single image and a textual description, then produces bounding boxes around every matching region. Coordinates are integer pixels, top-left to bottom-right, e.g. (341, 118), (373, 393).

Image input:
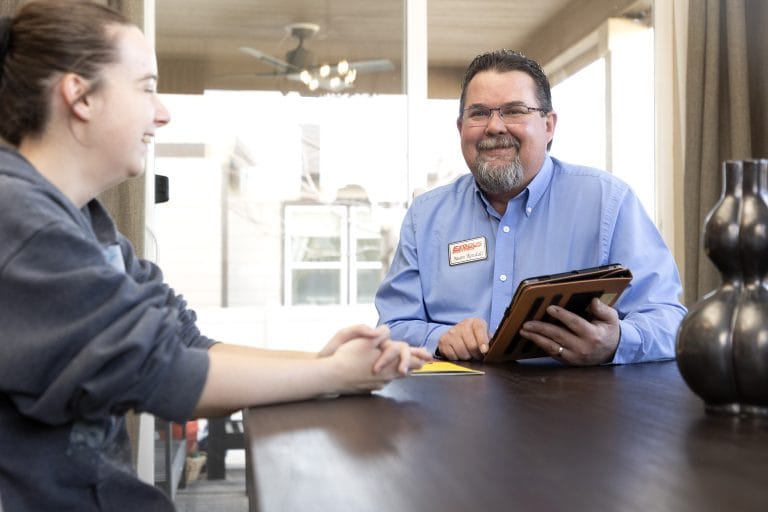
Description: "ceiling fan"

(239, 22), (394, 93)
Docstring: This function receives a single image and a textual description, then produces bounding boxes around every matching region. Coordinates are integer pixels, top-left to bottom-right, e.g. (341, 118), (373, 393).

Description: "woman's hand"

(372, 339), (432, 375)
(318, 324), (389, 358)
(322, 325), (433, 395)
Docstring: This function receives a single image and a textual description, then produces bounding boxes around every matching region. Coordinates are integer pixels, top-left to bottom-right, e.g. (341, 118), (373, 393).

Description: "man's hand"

(518, 298), (620, 365)
(437, 317), (490, 360)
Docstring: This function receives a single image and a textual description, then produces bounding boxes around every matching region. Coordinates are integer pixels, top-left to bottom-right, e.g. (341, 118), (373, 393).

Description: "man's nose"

(484, 109), (507, 134)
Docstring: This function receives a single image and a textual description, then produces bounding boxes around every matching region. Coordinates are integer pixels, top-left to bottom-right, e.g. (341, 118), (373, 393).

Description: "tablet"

(483, 264), (632, 362)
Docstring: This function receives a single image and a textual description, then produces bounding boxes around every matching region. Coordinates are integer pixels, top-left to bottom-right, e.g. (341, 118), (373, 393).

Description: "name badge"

(448, 236), (487, 266)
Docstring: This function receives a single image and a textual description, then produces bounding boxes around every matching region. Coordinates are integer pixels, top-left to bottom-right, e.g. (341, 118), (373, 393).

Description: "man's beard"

(473, 136), (524, 194)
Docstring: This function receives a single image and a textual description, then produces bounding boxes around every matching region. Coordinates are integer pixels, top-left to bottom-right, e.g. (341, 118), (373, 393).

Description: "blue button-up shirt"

(375, 156), (686, 364)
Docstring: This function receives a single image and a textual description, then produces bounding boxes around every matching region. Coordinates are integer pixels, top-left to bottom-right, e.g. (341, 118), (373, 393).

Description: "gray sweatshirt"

(0, 148), (215, 511)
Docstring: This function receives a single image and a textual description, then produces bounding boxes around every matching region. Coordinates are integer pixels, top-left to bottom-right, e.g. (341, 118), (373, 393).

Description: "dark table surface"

(244, 360), (768, 512)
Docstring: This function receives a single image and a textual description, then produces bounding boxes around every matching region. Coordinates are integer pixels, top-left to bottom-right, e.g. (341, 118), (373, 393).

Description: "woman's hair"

(0, 0), (131, 146)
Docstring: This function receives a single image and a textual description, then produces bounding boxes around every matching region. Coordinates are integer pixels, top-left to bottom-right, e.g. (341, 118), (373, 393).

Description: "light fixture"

(344, 69), (356, 86)
(298, 59), (357, 93)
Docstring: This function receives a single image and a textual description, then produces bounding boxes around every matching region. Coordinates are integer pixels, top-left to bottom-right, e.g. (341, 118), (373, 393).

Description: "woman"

(0, 2), (430, 510)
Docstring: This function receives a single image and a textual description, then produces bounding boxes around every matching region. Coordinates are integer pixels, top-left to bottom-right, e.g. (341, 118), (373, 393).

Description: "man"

(375, 49), (686, 365)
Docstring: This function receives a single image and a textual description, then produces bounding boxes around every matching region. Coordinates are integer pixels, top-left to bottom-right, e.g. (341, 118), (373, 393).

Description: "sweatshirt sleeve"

(0, 222), (211, 425)
(118, 234), (217, 351)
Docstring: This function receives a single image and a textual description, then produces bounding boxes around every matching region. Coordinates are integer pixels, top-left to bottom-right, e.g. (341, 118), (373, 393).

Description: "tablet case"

(483, 264), (632, 362)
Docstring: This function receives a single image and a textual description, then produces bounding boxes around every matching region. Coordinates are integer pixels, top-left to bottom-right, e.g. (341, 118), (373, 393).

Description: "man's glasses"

(462, 103), (549, 127)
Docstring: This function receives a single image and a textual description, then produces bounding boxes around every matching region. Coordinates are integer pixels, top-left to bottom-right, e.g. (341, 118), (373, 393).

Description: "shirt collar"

(524, 155), (554, 215)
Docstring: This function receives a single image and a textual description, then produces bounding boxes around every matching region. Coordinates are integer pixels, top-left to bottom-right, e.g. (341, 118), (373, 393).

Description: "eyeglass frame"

(460, 102), (550, 127)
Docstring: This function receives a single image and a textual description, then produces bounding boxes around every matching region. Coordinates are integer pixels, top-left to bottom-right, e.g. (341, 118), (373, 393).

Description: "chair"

(205, 416), (244, 479)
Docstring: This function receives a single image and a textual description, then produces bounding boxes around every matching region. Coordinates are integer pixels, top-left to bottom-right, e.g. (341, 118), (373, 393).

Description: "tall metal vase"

(731, 159), (768, 416)
(677, 159), (768, 417)
(676, 161), (743, 415)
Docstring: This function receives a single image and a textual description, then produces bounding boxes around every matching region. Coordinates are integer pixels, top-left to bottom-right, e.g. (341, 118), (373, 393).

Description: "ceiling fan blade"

(347, 59), (395, 74)
(239, 46), (297, 74)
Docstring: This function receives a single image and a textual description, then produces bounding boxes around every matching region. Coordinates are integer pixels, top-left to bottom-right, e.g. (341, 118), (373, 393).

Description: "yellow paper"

(411, 361), (485, 376)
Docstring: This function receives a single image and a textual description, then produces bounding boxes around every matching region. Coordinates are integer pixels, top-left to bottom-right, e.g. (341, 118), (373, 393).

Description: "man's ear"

(545, 111), (558, 145)
(59, 73), (92, 121)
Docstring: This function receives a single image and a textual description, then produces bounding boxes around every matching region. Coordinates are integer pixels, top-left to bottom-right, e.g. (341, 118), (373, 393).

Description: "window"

(284, 204), (382, 305)
(150, 3), (662, 349)
(547, 17), (655, 220)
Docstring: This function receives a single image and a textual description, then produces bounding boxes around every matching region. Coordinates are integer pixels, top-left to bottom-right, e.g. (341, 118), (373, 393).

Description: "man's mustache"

(477, 136), (520, 151)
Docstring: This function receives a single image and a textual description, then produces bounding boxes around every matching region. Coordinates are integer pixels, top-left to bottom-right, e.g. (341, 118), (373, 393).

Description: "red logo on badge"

(452, 241), (482, 253)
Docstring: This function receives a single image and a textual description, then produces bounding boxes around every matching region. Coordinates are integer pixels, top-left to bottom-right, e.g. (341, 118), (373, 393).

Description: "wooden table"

(244, 361), (768, 512)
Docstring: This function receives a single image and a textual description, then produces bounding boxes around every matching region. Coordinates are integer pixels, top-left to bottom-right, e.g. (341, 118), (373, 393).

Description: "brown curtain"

(0, 1), (19, 16)
(683, 0), (768, 305)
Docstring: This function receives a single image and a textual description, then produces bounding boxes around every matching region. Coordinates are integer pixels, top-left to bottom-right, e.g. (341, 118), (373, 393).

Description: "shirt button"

(499, 274), (507, 282)
(502, 226), (510, 233)
(526, 207), (532, 214)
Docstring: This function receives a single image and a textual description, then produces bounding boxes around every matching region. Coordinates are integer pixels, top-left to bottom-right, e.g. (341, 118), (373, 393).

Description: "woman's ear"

(59, 73), (92, 121)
